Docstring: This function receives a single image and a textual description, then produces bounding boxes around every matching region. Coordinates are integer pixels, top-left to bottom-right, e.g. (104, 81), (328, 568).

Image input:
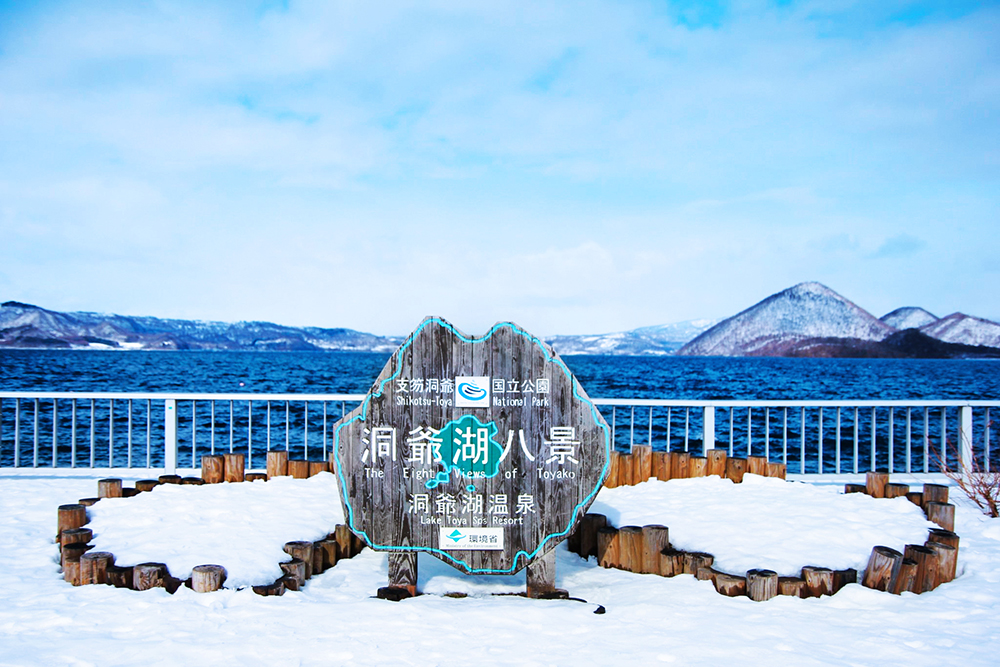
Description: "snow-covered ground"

(2, 473), (999, 666)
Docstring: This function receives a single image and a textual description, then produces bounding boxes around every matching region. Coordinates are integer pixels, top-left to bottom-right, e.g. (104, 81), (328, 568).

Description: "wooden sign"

(332, 317), (610, 584)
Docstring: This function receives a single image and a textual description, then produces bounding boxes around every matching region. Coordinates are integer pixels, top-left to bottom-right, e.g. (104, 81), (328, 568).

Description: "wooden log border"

(53, 468), (362, 596)
(603, 448), (786, 488)
(566, 472), (962, 601)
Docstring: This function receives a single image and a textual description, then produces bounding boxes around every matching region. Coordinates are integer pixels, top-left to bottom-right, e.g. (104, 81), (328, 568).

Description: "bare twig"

(934, 428), (1000, 518)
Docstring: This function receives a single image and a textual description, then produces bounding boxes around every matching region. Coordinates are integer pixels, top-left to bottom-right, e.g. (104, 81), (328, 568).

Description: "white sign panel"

(454, 376), (491, 408)
(439, 527), (505, 551)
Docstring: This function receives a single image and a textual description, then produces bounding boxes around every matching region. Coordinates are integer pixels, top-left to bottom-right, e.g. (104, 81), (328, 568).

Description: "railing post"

(702, 406), (715, 456)
(164, 399), (177, 474)
(959, 405), (974, 471)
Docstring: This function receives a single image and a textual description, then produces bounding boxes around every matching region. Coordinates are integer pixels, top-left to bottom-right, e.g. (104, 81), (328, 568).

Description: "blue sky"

(1, 0), (998, 336)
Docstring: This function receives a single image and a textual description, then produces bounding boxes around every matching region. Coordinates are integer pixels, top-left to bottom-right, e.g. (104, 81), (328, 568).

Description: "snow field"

(1, 473), (999, 666)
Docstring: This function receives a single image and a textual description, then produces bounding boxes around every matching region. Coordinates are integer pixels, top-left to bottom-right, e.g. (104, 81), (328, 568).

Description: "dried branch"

(935, 431), (1000, 518)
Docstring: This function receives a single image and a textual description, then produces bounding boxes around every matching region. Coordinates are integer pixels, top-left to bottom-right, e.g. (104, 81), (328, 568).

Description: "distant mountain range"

(3, 284), (999, 357)
(0, 301), (402, 352)
(675, 282), (1000, 358)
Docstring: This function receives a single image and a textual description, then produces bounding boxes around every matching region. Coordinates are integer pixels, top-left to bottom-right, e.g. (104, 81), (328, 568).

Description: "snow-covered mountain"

(880, 307), (938, 330)
(676, 282), (895, 357)
(919, 313), (1000, 349)
(0, 302), (402, 352)
(545, 319), (719, 356)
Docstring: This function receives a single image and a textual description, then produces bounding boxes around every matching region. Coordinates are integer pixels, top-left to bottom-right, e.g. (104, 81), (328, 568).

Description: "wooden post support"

(386, 551), (418, 596)
(706, 449), (727, 477)
(97, 478), (123, 499)
(287, 459), (310, 479)
(746, 569), (778, 602)
(192, 565), (227, 593)
(597, 526), (620, 569)
(861, 546), (902, 592)
(922, 483), (949, 507)
(925, 502), (956, 532)
(905, 491), (924, 507)
(266, 450), (289, 479)
(671, 452), (691, 480)
(201, 455), (225, 483)
(280, 559), (307, 589)
(903, 544), (938, 593)
(135, 479), (159, 492)
(641, 525), (670, 575)
(253, 580), (286, 596)
(747, 456), (768, 477)
(578, 513), (607, 560)
(652, 451), (671, 481)
(57, 504), (88, 542)
(684, 552), (715, 576)
(845, 483), (866, 494)
(801, 566), (834, 597)
(893, 558), (918, 594)
(106, 565), (133, 589)
(632, 445), (652, 484)
(158, 474), (182, 485)
(659, 548), (686, 577)
(927, 528), (960, 550)
(688, 456), (708, 478)
(526, 549), (556, 598)
(80, 551), (114, 585)
(725, 457), (747, 483)
(713, 571), (747, 597)
(866, 472), (889, 498)
(778, 576), (806, 598)
(133, 563), (168, 591)
(767, 462), (786, 479)
(925, 542), (957, 585)
(884, 482), (910, 499)
(223, 453), (245, 483)
(617, 526), (644, 572)
(283, 541), (315, 579)
(60, 527), (93, 549)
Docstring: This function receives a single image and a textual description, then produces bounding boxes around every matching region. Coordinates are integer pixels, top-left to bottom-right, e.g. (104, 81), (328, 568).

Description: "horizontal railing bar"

(2, 392), (997, 407)
(0, 392), (367, 402)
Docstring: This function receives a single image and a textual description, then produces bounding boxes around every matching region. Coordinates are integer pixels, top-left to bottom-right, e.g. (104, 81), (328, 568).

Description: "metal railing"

(1, 392), (996, 476)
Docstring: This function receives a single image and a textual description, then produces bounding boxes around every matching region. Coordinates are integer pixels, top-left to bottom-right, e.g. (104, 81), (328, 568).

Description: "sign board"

(332, 317), (610, 575)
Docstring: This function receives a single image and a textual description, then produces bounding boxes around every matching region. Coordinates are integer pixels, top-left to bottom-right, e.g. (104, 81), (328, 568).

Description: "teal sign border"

(332, 317), (612, 574)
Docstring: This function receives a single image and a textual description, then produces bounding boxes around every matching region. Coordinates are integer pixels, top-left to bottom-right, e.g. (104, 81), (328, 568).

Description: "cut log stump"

(659, 548), (686, 577)
(747, 569), (778, 602)
(201, 455), (225, 484)
(107, 565), (133, 589)
(192, 564), (227, 593)
(725, 457), (747, 484)
(778, 576), (806, 598)
(266, 450), (289, 479)
(927, 528), (960, 550)
(597, 527), (620, 569)
(280, 558), (307, 589)
(578, 513), (607, 560)
(713, 571), (747, 597)
(904, 544), (938, 593)
(801, 566), (834, 597)
(80, 551), (114, 585)
(845, 483), (866, 494)
(884, 483), (910, 499)
(283, 541), (315, 579)
(224, 453), (245, 483)
(861, 546), (902, 593)
(57, 504), (87, 542)
(641, 525), (670, 575)
(617, 526), (644, 573)
(925, 502), (956, 532)
(925, 542), (957, 585)
(923, 483), (949, 507)
(866, 472), (889, 498)
(893, 558), (918, 594)
(133, 563), (168, 591)
(287, 459), (309, 479)
(706, 449), (727, 477)
(135, 480), (159, 492)
(98, 478), (123, 499)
